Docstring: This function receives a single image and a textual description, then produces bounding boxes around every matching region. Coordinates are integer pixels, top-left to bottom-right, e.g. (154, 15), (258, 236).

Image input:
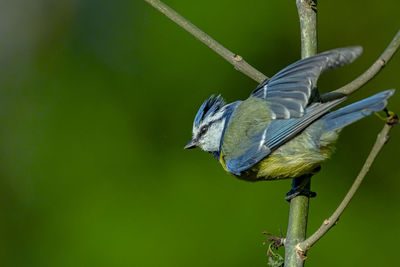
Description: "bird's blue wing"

(224, 97), (346, 175)
(251, 47), (362, 119)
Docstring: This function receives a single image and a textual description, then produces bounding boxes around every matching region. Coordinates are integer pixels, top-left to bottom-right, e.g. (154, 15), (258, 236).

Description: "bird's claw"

(285, 175), (317, 202)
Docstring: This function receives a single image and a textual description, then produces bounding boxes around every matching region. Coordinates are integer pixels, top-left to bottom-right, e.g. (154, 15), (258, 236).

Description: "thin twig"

(297, 118), (399, 253)
(144, 0), (267, 83)
(321, 30), (400, 102)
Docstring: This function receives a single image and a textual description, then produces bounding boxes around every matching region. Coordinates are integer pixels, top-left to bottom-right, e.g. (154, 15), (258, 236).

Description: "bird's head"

(184, 95), (227, 153)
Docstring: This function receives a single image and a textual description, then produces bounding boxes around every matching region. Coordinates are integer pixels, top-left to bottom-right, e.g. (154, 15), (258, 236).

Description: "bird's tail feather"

(322, 89), (395, 132)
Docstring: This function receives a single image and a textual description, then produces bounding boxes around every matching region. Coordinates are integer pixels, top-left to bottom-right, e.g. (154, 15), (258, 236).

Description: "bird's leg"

(285, 173), (317, 201)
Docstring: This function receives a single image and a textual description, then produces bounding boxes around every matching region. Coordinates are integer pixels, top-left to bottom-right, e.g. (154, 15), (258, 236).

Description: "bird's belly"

(252, 150), (325, 180)
(234, 125), (338, 181)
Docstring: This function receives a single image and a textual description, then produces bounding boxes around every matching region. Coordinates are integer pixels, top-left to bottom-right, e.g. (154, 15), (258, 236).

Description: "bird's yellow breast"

(220, 121), (339, 181)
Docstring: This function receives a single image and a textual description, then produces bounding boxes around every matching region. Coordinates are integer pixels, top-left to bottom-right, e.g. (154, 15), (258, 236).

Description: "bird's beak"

(184, 139), (197, 149)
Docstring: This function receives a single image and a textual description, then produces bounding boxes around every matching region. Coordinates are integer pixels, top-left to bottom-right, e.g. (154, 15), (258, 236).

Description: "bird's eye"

(200, 125), (209, 135)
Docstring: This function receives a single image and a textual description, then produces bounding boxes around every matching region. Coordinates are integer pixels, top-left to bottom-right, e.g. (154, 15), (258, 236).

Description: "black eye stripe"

(199, 125), (209, 135)
(198, 116), (226, 137)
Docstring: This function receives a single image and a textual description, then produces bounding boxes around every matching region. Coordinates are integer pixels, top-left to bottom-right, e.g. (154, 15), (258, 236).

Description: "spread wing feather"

(251, 47), (362, 119)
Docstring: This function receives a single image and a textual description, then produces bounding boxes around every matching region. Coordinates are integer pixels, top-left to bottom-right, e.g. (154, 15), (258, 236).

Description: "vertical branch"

(285, 1), (317, 266)
(297, 0), (318, 58)
(285, 177), (311, 266)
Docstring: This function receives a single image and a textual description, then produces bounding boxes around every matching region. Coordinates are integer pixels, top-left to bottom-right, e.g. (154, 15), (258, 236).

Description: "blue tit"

(184, 47), (395, 181)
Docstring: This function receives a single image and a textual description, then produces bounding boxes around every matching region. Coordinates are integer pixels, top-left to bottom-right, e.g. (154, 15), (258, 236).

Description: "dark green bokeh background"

(0, 0), (399, 266)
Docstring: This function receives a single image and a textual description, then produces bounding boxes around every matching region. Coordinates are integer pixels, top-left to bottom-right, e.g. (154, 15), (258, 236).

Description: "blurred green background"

(0, 0), (399, 266)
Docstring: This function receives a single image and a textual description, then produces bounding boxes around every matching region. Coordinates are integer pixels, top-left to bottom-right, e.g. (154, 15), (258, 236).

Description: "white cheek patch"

(199, 118), (226, 152)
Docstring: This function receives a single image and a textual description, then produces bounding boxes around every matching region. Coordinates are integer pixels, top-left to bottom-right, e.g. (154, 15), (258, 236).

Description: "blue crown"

(194, 95), (226, 127)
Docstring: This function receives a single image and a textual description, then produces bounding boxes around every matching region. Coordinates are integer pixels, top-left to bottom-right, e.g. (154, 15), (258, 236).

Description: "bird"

(184, 47), (395, 183)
